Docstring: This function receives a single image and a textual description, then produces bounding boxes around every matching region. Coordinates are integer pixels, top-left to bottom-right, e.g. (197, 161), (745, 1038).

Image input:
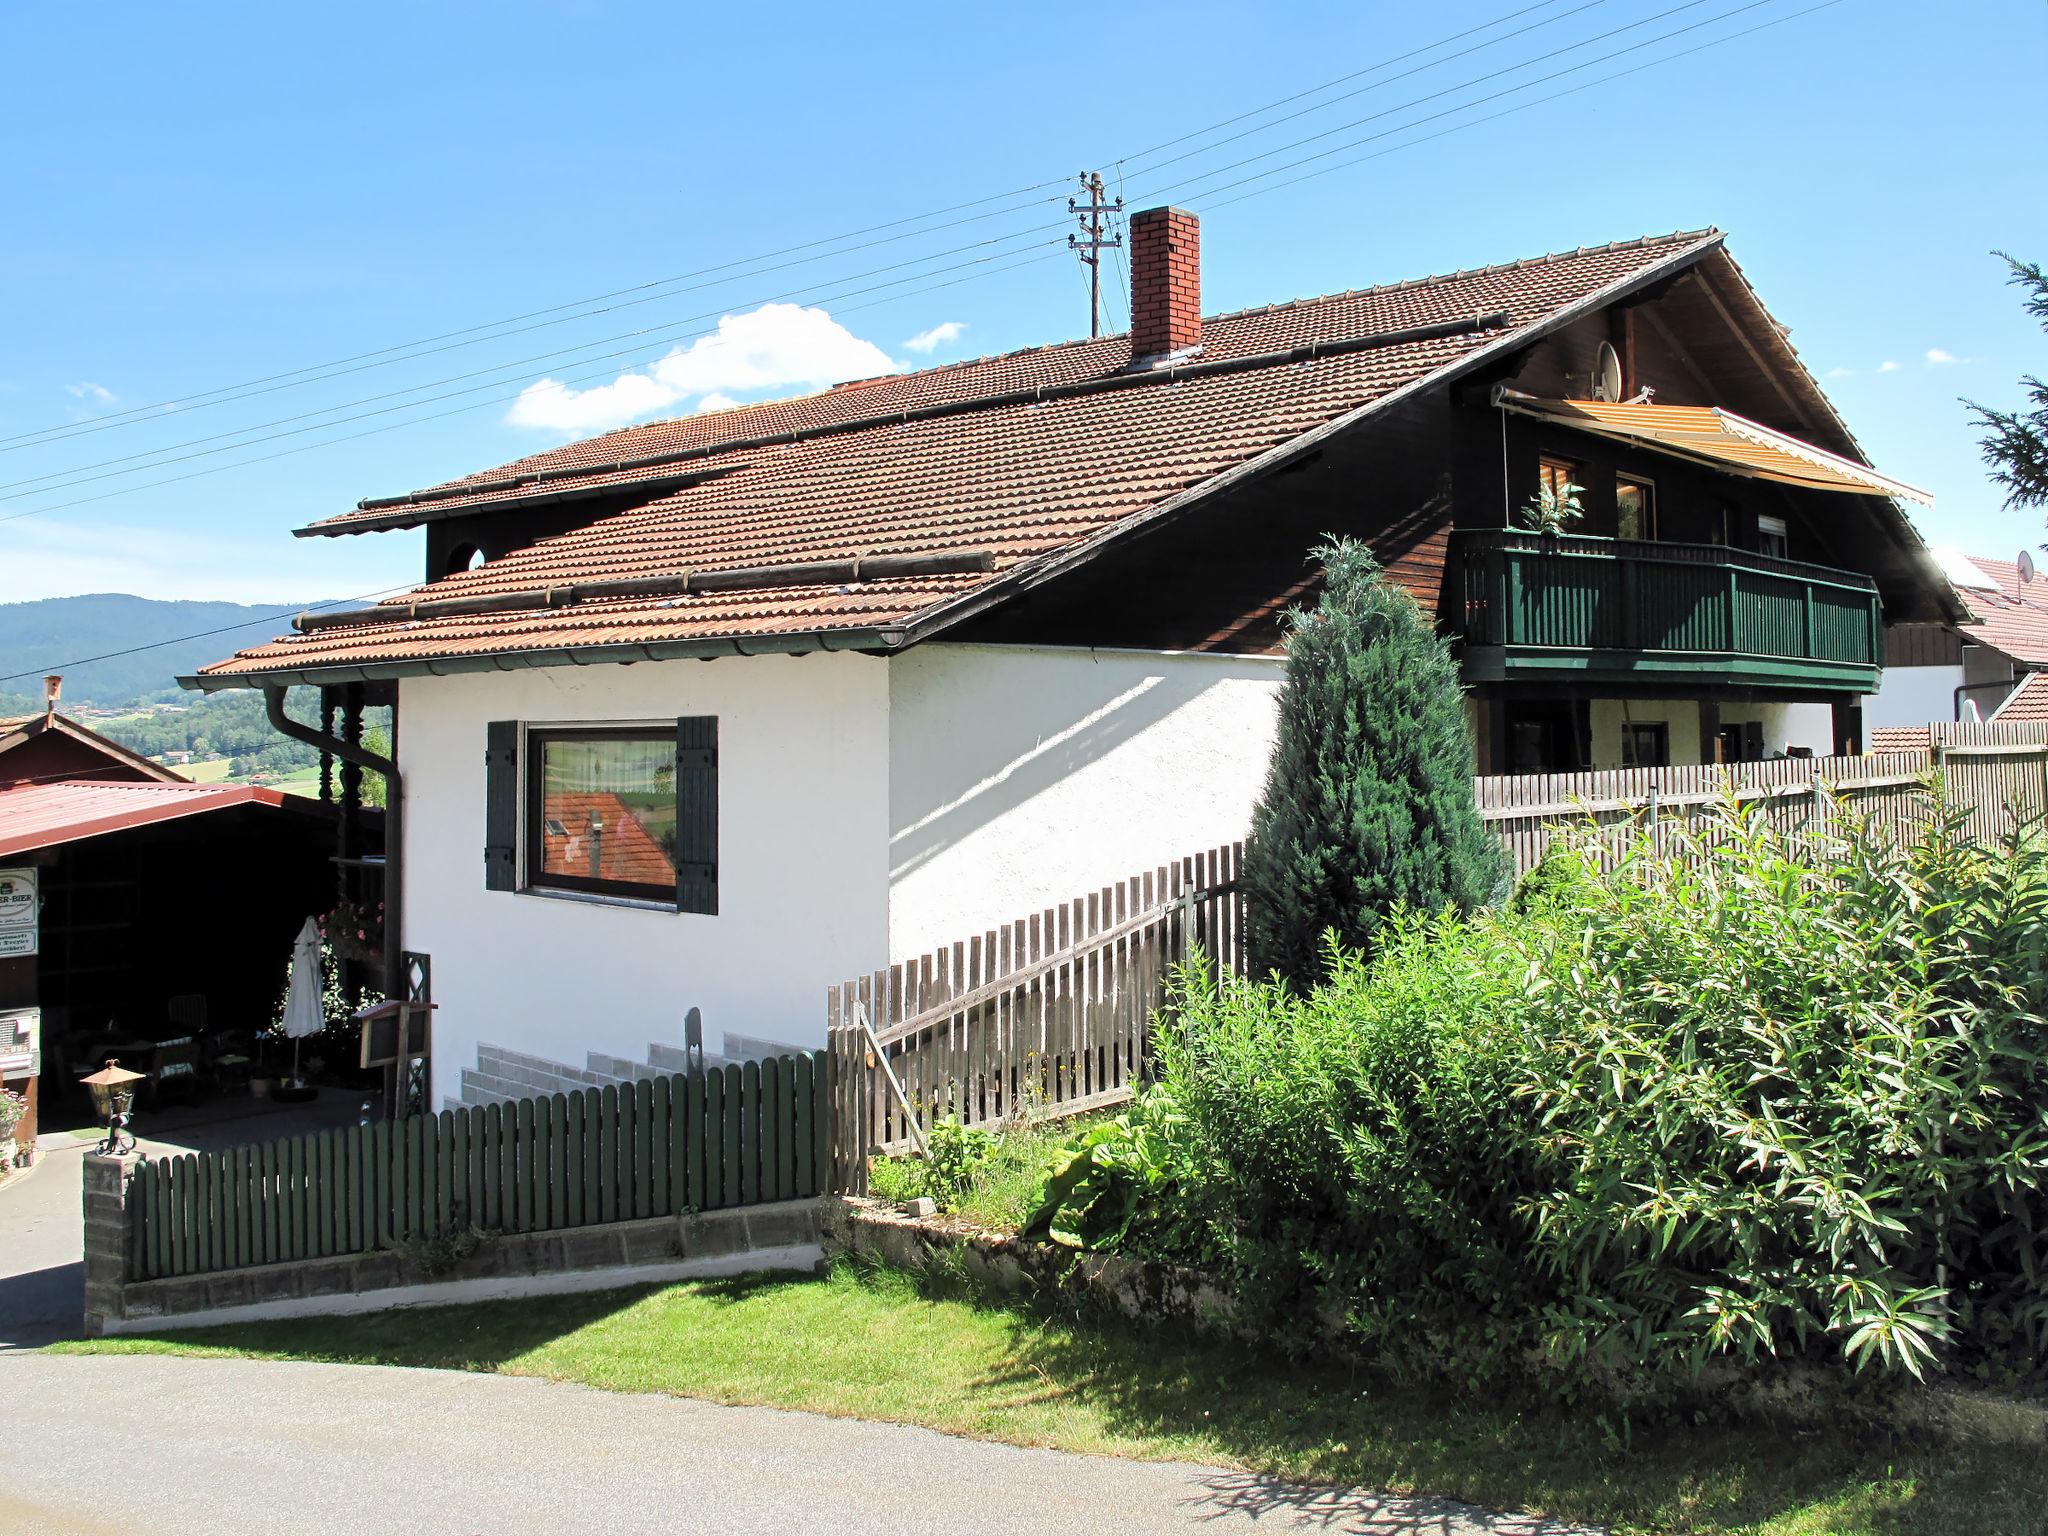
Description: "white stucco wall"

(1864, 664), (1967, 739)
(398, 653), (890, 1102)
(1587, 699), (1703, 769)
(1720, 700), (1837, 757)
(886, 645), (1284, 957)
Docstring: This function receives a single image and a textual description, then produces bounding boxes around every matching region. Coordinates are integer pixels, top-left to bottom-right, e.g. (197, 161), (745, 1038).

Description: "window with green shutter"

(485, 718), (717, 911)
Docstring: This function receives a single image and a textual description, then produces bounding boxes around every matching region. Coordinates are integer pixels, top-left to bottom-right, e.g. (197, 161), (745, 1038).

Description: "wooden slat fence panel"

(825, 843), (1244, 1187)
(1477, 724), (2048, 879)
(128, 1051), (823, 1282)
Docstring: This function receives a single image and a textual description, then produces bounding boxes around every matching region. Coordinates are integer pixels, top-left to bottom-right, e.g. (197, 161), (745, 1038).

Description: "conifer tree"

(1971, 254), (2048, 513)
(1241, 539), (1504, 987)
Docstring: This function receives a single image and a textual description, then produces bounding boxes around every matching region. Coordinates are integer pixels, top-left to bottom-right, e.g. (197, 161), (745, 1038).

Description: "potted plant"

(1517, 477), (1584, 538)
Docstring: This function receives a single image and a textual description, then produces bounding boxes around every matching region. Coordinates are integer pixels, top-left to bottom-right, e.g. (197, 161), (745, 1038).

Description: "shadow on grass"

(924, 1268), (2027, 1536)
(97, 1269), (815, 1372)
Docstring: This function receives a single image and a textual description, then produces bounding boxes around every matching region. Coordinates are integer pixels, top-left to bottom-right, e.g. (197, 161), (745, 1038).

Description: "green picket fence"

(128, 1052), (826, 1282)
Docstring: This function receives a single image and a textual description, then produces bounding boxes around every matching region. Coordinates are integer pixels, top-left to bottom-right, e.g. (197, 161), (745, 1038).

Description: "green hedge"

(1037, 794), (2048, 1401)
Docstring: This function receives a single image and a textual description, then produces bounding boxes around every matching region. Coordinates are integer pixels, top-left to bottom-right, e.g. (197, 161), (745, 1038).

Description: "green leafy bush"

(1021, 1090), (1211, 1258)
(1056, 795), (2048, 1400)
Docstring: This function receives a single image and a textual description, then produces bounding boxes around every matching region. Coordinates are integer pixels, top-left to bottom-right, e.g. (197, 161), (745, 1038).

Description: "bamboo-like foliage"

(1154, 788), (2048, 1398)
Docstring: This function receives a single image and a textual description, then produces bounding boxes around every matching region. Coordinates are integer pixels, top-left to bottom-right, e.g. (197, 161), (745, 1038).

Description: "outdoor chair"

(147, 1036), (206, 1109)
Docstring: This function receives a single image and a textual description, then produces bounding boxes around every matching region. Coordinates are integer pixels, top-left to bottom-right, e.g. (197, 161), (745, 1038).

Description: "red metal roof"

(197, 231), (1730, 684)
(0, 780), (323, 858)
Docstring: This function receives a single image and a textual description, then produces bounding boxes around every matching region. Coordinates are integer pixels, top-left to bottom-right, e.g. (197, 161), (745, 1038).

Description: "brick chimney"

(1128, 206), (1200, 364)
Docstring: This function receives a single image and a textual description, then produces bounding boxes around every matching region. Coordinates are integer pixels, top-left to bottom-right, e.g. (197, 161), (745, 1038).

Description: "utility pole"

(1068, 171), (1123, 338)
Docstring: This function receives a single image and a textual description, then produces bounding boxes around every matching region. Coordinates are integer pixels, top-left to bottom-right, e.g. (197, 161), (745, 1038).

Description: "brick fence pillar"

(81, 1152), (139, 1337)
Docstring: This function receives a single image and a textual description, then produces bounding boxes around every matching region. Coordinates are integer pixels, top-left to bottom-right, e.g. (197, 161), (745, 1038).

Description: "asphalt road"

(2, 1354), (1596, 1536)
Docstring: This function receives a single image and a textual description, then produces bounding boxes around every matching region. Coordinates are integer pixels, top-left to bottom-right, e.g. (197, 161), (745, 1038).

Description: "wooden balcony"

(1455, 530), (1884, 691)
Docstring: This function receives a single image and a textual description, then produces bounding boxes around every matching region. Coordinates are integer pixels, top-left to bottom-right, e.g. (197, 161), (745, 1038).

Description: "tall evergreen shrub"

(1242, 540), (1503, 984)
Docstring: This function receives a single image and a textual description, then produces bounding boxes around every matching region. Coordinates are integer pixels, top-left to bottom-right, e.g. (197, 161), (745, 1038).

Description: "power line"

(0, 180), (1072, 455)
(1113, 0), (1618, 181)
(0, 585), (421, 688)
(0, 243), (1067, 526)
(3, 1), (1712, 504)
(0, 0), (1822, 521)
(0, 0), (1846, 535)
(1122, 0), (1786, 208)
(1191, 0), (1848, 215)
(1110, 0), (1580, 166)
(0, 220), (1071, 502)
(1, 0), (1855, 687)
(0, 0), (1595, 460)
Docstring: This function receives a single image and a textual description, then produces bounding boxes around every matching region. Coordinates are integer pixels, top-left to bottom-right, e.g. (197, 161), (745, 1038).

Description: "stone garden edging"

(823, 1197), (2048, 1450)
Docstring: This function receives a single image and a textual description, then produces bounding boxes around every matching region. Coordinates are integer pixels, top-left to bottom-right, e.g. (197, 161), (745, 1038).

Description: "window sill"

(518, 885), (681, 915)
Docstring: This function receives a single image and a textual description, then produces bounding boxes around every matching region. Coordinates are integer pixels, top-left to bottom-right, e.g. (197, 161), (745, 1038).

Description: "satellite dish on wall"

(1592, 342), (1624, 403)
(2019, 549), (2036, 585)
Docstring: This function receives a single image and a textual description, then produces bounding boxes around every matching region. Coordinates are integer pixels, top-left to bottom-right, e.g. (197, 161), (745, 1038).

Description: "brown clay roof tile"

(200, 231), (1721, 682)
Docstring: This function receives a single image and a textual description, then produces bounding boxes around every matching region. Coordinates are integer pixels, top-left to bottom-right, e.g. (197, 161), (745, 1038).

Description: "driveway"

(0, 1089), (370, 1350)
(0, 1354), (1596, 1536)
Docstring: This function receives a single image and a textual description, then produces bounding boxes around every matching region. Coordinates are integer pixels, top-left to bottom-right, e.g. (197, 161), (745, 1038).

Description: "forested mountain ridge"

(0, 593), (318, 712)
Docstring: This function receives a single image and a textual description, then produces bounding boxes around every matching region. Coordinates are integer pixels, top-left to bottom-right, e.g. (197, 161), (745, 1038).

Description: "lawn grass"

(50, 1261), (2043, 1535)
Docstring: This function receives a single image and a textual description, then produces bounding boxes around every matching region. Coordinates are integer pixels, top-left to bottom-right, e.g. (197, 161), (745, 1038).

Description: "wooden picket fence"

(825, 845), (1243, 1190)
(1477, 722), (2048, 878)
(127, 1053), (825, 1282)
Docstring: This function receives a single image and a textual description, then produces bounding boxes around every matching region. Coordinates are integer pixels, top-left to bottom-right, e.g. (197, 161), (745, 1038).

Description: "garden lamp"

(82, 1059), (143, 1155)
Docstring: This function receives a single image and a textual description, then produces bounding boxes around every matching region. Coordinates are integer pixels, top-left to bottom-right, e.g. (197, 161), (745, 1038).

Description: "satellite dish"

(1592, 342), (1624, 403)
(2019, 549), (2036, 585)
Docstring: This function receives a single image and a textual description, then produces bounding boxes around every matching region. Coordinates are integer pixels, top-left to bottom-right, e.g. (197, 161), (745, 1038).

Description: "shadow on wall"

(890, 658), (1261, 884)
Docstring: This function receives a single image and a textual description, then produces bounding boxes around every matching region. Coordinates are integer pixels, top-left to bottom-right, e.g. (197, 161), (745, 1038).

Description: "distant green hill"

(0, 593), (319, 712)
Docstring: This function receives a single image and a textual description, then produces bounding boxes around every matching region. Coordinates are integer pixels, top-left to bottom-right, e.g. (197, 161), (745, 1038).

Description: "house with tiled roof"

(1864, 548), (2048, 746)
(189, 207), (1953, 1107)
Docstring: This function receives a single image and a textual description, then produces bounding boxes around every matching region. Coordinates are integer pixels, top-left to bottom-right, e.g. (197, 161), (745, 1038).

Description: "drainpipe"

(264, 686), (404, 1002)
(1955, 676), (2015, 723)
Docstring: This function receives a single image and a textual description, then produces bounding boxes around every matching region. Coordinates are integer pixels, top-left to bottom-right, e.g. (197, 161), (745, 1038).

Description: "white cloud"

(505, 303), (896, 435)
(1925, 347), (1965, 365)
(1826, 366), (1855, 379)
(64, 382), (116, 405)
(694, 392), (739, 414)
(903, 320), (966, 355)
(1878, 359), (1903, 374)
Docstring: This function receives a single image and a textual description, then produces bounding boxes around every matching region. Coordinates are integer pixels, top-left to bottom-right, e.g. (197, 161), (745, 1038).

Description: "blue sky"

(2, 0), (2043, 606)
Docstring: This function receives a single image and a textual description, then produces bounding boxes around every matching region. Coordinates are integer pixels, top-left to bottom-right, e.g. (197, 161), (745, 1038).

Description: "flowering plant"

(0, 1085), (25, 1141)
(321, 896), (386, 964)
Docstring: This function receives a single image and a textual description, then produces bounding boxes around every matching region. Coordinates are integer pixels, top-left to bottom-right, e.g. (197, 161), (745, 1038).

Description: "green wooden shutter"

(485, 721), (519, 891)
(674, 717), (718, 915)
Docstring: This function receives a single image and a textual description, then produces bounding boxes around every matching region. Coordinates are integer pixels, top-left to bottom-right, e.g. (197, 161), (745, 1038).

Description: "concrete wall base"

(87, 1179), (825, 1337)
(96, 1242), (822, 1335)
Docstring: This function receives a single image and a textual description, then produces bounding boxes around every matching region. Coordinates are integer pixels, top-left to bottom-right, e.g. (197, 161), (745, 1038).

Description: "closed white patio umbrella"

(280, 915), (324, 1082)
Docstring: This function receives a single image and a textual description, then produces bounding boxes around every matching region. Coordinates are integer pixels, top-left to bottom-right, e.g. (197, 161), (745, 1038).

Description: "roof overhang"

(179, 623), (904, 692)
(0, 782), (330, 859)
(1493, 393), (1934, 504)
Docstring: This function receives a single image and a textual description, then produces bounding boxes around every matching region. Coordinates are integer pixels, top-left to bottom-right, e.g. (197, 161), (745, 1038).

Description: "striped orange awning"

(1498, 394), (1934, 505)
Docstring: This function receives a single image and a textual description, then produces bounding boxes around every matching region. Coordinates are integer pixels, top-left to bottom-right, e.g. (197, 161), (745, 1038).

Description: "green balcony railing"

(1456, 530), (1884, 690)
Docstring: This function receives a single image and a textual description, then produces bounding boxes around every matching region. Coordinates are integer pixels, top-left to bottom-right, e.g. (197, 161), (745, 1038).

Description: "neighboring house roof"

(1952, 555), (2048, 667)
(0, 780), (325, 858)
(0, 711), (184, 788)
(1869, 726), (1932, 754)
(1992, 668), (2048, 722)
(194, 230), (1748, 687)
